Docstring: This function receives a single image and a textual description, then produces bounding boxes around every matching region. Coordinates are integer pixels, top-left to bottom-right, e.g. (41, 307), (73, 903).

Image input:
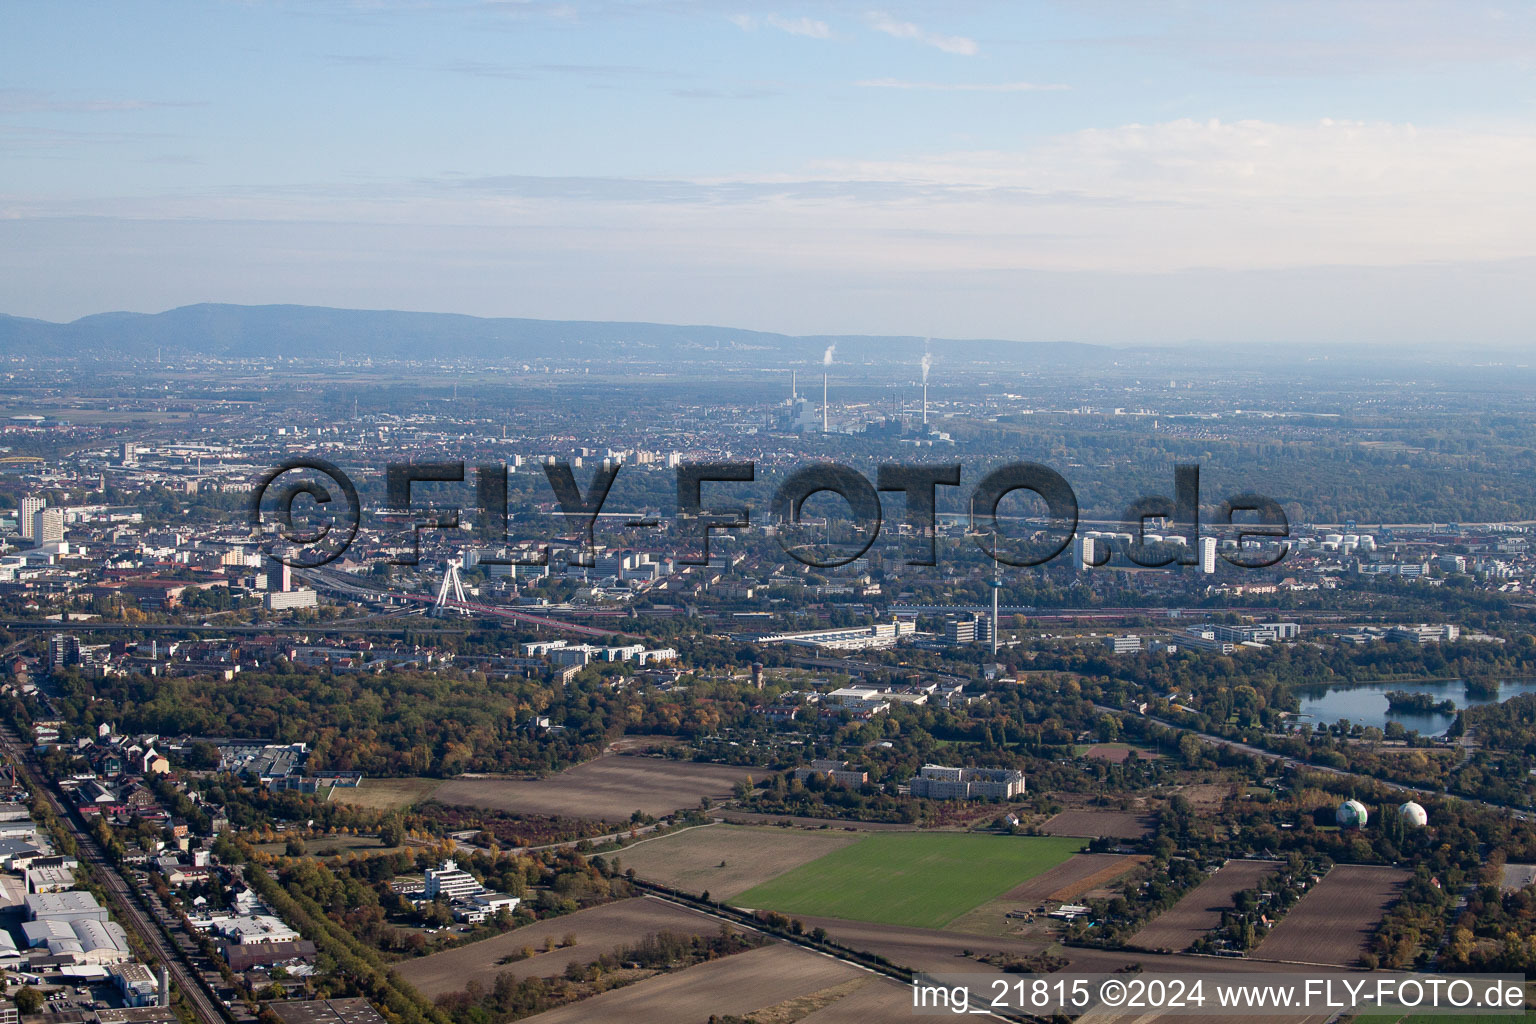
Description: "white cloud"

(765, 14), (830, 39)
(865, 11), (977, 55)
(856, 78), (1068, 92)
(729, 12), (831, 38)
(12, 118), (1536, 290)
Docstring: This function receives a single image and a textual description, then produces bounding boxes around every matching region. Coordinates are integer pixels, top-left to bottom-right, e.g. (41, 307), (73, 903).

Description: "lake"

(1297, 678), (1536, 736)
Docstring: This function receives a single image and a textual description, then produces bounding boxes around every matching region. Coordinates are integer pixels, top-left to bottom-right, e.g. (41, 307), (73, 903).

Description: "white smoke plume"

(823, 344), (836, 366)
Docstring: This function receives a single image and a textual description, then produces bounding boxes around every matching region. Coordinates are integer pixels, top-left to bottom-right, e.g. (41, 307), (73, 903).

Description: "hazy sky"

(4, 0), (1536, 345)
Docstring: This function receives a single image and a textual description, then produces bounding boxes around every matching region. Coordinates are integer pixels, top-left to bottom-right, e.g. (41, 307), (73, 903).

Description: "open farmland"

(792, 977), (917, 1023)
(1080, 743), (1159, 763)
(795, 913), (1346, 985)
(616, 823), (861, 899)
(1352, 1015), (1536, 1024)
(1039, 809), (1154, 839)
(1002, 852), (1148, 903)
(517, 943), (868, 1024)
(737, 833), (1084, 929)
(330, 776), (441, 811)
(1252, 864), (1410, 966)
(1130, 859), (1276, 952)
(944, 853), (1146, 936)
(432, 755), (758, 821)
(717, 810), (916, 830)
(395, 897), (712, 998)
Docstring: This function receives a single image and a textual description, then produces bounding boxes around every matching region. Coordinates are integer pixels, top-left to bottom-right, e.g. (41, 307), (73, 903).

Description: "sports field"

(736, 833), (1085, 929)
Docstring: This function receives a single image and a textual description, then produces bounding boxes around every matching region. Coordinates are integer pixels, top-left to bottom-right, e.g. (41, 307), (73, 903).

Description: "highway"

(0, 723), (233, 1024)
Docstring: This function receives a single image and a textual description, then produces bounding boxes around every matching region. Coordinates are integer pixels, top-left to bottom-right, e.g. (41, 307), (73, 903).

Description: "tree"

(16, 986), (43, 1014)
(378, 816), (405, 848)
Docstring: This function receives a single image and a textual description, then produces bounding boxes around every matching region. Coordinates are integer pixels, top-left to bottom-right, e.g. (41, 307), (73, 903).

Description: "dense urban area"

(5, 319), (1536, 1024)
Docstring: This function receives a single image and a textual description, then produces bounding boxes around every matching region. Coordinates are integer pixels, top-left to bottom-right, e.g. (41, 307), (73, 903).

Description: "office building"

(1210, 622), (1299, 644)
(1389, 623), (1460, 644)
(942, 616), (977, 646)
(424, 859), (484, 900)
(264, 588), (317, 611)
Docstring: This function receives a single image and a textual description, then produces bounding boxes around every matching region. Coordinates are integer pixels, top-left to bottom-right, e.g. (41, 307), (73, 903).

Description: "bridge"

(297, 564), (641, 640)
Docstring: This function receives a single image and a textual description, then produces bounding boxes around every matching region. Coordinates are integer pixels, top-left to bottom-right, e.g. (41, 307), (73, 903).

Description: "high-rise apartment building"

(19, 495), (44, 539)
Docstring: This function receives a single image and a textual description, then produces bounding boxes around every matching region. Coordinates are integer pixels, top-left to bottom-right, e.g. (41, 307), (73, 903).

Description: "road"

(0, 723), (233, 1024)
(298, 566), (646, 640)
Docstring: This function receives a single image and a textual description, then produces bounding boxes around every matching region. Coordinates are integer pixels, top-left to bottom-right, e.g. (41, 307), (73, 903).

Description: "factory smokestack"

(821, 345), (834, 433)
(920, 348), (932, 428)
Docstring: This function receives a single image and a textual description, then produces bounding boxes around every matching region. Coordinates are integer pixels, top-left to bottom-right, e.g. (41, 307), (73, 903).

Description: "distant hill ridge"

(0, 302), (1108, 365)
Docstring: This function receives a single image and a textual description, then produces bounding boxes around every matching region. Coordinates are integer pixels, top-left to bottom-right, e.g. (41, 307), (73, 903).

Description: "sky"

(3, 0), (1536, 346)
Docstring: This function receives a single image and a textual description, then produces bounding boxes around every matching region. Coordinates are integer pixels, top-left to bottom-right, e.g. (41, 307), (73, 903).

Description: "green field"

(736, 832), (1085, 929)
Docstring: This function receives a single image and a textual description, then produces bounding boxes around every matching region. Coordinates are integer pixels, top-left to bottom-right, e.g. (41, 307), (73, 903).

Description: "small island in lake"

(1385, 690), (1457, 714)
(1463, 677), (1500, 700)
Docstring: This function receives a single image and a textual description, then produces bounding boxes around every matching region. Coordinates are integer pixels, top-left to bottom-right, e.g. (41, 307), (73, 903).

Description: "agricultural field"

(1003, 852), (1147, 904)
(795, 914), (1325, 984)
(737, 833), (1085, 929)
(395, 897), (713, 998)
(1251, 864), (1411, 966)
(1039, 809), (1154, 839)
(792, 977), (914, 1023)
(518, 943), (869, 1024)
(432, 755), (759, 821)
(615, 823), (862, 900)
(331, 776), (442, 811)
(945, 853), (1146, 936)
(1174, 783), (1231, 812)
(717, 810), (915, 831)
(1077, 743), (1160, 763)
(1129, 858), (1276, 953)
